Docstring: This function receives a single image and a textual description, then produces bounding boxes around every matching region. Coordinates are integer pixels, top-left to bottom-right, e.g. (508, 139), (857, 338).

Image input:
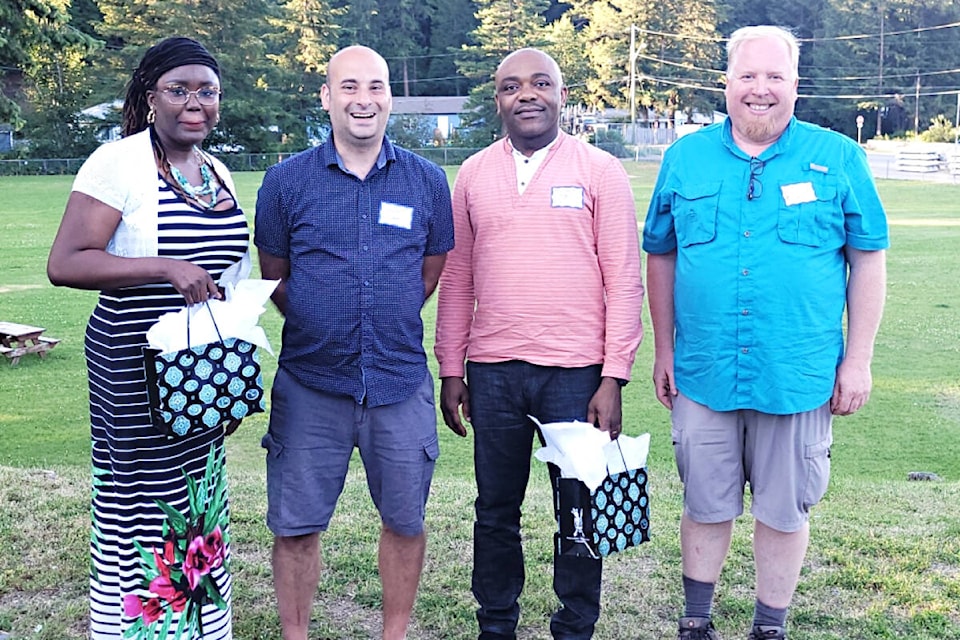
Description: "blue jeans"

(467, 360), (603, 640)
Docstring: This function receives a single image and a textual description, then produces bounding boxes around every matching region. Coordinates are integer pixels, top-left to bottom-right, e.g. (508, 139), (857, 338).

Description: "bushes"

(589, 128), (630, 158)
(919, 114), (959, 143)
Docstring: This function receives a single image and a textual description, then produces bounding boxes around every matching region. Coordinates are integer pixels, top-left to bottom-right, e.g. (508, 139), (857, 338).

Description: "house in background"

(80, 99), (123, 142)
(0, 124), (13, 152)
(391, 96), (469, 144)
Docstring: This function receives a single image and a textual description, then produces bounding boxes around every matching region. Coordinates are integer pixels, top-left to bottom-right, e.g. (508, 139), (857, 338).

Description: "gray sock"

(682, 574), (715, 619)
(753, 599), (788, 628)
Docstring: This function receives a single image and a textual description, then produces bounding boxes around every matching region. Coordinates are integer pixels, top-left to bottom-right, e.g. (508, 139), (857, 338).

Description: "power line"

(382, 51), (460, 62)
(632, 20), (960, 44)
(636, 53), (960, 85)
(804, 68), (960, 82)
(389, 74), (469, 85)
(637, 73), (960, 100)
(799, 20), (960, 42)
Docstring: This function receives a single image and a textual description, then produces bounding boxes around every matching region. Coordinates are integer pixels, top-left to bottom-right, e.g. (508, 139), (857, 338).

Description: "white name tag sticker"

(378, 202), (414, 229)
(780, 182), (817, 207)
(551, 186), (584, 209)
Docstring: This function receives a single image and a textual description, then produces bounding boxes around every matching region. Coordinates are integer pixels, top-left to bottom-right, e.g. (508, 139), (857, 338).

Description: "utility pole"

(955, 92), (959, 145)
(914, 72), (920, 136)
(877, 4), (885, 137)
(629, 24), (637, 144)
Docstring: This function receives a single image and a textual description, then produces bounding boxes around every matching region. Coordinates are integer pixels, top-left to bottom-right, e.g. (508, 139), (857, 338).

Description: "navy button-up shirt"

(255, 136), (454, 407)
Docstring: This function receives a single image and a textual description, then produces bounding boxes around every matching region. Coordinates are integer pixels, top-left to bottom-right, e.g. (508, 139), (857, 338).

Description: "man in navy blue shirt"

(255, 45), (454, 640)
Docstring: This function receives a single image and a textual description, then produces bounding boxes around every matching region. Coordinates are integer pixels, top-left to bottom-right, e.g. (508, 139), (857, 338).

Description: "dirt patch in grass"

(0, 585), (87, 638)
(0, 285), (43, 295)
(935, 387), (960, 423)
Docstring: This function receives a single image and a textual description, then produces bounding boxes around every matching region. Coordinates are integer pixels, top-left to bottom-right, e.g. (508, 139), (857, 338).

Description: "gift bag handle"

(610, 438), (629, 475)
(185, 301), (225, 348)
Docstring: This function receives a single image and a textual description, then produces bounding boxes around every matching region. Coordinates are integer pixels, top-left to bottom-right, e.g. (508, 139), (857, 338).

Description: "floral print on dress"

(122, 444), (230, 639)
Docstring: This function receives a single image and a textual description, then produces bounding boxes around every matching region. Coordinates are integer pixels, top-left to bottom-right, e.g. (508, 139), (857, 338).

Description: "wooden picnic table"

(0, 321), (60, 365)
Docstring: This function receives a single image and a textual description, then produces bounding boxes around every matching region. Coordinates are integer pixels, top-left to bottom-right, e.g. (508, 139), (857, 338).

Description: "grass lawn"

(0, 166), (958, 639)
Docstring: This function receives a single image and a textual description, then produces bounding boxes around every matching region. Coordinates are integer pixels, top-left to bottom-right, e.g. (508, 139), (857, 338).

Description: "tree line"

(2, 0), (959, 158)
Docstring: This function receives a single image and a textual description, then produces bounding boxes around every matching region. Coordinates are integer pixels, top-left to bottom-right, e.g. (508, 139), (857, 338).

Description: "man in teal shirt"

(643, 26), (888, 640)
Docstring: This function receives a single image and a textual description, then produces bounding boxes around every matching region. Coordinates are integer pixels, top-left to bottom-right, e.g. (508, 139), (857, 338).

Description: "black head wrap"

(122, 37), (221, 137)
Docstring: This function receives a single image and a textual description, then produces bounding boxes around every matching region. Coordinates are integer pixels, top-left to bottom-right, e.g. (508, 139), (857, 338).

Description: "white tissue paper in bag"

(146, 279), (279, 355)
(531, 416), (650, 492)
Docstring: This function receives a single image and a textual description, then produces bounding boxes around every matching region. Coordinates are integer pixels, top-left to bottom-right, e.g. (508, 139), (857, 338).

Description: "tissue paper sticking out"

(146, 279), (279, 355)
(530, 415), (650, 492)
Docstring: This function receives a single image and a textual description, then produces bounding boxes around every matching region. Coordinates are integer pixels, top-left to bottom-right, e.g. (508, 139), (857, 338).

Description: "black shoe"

(747, 625), (786, 640)
(678, 617), (721, 640)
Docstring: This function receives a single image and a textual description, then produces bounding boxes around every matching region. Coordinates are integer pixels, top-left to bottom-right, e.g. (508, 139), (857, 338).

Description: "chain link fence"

(0, 143), (667, 177)
(0, 147), (487, 176)
(0, 158), (86, 176)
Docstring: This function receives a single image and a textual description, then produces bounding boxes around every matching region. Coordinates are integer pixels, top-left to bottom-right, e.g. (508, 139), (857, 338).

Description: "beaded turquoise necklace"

(168, 146), (219, 208)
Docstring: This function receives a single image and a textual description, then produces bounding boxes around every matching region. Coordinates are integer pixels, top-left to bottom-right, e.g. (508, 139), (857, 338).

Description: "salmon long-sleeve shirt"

(435, 133), (644, 380)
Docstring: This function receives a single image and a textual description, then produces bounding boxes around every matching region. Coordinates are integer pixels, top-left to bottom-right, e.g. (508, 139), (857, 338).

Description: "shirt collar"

(721, 116), (797, 161)
(322, 135), (394, 175)
(506, 133), (560, 160)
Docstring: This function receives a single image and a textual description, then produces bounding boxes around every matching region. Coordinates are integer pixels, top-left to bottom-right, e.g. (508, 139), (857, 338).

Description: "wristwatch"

(613, 377), (628, 388)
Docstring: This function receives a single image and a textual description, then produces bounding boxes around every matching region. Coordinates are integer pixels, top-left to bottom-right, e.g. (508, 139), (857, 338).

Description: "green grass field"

(1, 167), (958, 639)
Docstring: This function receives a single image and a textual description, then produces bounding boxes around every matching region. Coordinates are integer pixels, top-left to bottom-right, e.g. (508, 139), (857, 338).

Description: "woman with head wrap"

(48, 37), (247, 639)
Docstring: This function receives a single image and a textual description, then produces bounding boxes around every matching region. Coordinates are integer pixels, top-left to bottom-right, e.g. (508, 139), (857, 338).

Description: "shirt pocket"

(777, 181), (838, 247)
(672, 181), (721, 247)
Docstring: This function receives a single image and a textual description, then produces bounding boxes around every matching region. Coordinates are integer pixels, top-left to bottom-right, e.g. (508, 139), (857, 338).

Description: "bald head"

(326, 45), (390, 85)
(321, 45), (393, 156)
(495, 48), (564, 87)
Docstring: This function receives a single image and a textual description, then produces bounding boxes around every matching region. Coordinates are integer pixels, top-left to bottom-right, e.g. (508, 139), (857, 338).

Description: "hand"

(223, 419), (242, 436)
(439, 377), (470, 437)
(830, 357), (872, 416)
(652, 350), (677, 410)
(587, 377), (623, 439)
(164, 259), (221, 305)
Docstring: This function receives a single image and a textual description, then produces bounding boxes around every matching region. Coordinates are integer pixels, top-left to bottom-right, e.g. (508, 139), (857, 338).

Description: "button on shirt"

(511, 136), (556, 194)
(643, 117), (889, 414)
(255, 137), (454, 407)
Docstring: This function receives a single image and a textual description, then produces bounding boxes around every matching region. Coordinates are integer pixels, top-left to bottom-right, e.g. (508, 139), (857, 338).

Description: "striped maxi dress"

(86, 177), (248, 639)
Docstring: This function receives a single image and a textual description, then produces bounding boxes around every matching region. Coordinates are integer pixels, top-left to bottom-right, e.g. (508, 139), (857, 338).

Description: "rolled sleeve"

(254, 166), (291, 259)
(425, 165), (455, 256)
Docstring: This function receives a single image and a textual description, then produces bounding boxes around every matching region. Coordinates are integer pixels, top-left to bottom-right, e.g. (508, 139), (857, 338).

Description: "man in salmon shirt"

(434, 48), (644, 640)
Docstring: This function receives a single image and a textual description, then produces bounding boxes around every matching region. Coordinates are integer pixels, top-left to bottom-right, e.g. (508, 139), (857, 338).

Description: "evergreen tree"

(70, 0), (105, 39)
(809, 0), (960, 139)
(543, 13), (590, 108)
(648, 0), (725, 121)
(421, 0), (478, 96)
(571, 0), (722, 122)
(0, 0), (96, 126)
(335, 0), (430, 96)
(265, 0), (343, 147)
(19, 39), (102, 158)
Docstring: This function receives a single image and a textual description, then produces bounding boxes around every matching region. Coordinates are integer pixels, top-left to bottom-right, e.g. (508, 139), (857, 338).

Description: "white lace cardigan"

(71, 128), (250, 285)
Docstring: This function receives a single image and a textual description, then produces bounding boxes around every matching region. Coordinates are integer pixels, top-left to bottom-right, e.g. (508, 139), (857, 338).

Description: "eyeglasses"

(747, 157), (764, 201)
(159, 86), (221, 106)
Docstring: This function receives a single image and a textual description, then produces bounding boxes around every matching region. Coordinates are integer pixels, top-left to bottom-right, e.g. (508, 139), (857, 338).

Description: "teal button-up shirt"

(643, 117), (889, 414)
